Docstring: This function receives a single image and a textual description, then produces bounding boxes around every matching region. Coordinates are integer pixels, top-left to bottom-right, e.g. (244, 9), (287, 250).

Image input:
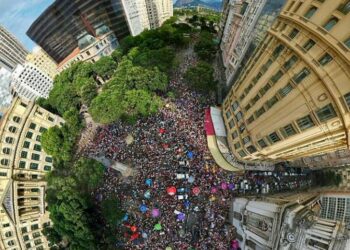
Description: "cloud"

(0, 68), (12, 108)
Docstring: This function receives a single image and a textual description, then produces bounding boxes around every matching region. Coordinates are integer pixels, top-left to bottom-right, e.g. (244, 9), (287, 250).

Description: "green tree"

(74, 158), (104, 192)
(133, 47), (175, 73)
(184, 61), (216, 93)
(194, 32), (217, 62)
(92, 56), (117, 80)
(111, 49), (123, 63)
(41, 126), (64, 158)
(122, 89), (162, 119)
(80, 81), (97, 106)
(89, 88), (124, 124)
(101, 196), (124, 231)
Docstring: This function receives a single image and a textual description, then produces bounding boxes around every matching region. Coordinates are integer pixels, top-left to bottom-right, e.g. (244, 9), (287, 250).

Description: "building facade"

(320, 192), (350, 225)
(27, 0), (133, 63)
(230, 192), (350, 250)
(220, 0), (267, 85)
(0, 97), (64, 250)
(222, 0), (350, 163)
(121, 0), (150, 35)
(145, 0), (174, 28)
(0, 25), (28, 72)
(26, 47), (58, 79)
(10, 64), (53, 101)
(57, 31), (118, 72)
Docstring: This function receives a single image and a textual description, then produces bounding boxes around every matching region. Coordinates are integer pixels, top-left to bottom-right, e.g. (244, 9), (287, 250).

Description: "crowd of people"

(82, 48), (240, 249)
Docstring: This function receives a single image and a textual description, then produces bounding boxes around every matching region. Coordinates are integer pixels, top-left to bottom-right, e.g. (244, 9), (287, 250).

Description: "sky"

(0, 0), (54, 51)
(0, 0), (53, 108)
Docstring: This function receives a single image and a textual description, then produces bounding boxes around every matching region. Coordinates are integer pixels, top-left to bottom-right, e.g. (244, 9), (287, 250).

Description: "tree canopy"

(184, 61), (216, 93)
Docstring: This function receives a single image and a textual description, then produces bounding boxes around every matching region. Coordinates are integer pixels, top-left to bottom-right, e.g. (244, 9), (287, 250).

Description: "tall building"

(222, 0), (350, 163)
(121, 0), (150, 35)
(0, 97), (64, 250)
(26, 0), (144, 64)
(219, 0), (267, 85)
(145, 0), (174, 28)
(26, 47), (58, 79)
(230, 192), (350, 250)
(10, 64), (53, 101)
(0, 25), (28, 72)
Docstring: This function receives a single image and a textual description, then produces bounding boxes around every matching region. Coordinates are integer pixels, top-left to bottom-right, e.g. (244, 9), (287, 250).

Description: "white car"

(176, 173), (189, 180)
(177, 194), (189, 200)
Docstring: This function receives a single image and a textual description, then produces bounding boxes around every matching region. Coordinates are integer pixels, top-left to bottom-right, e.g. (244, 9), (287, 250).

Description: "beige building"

(0, 97), (64, 250)
(58, 30), (118, 72)
(222, 0), (350, 164)
(231, 192), (350, 250)
(145, 0), (173, 28)
(26, 47), (58, 79)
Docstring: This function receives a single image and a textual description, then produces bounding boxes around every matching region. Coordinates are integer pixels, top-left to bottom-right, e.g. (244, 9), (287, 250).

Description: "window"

(247, 145), (257, 153)
(33, 144), (41, 152)
(272, 44), (285, 58)
(5, 231), (12, 237)
(39, 127), (47, 133)
(243, 136), (250, 145)
(258, 139), (268, 148)
(247, 115), (255, 124)
(323, 17), (338, 31)
(297, 115), (315, 130)
(279, 83), (294, 97)
(2, 148), (11, 155)
(344, 92), (350, 109)
(239, 125), (246, 133)
(36, 135), (41, 142)
(19, 161), (26, 168)
(3, 223), (9, 227)
(240, 1), (249, 15)
(266, 96), (278, 108)
(316, 104), (337, 122)
(289, 28), (299, 39)
(23, 141), (30, 149)
(23, 235), (29, 242)
(46, 156), (53, 163)
(21, 227), (28, 233)
(30, 163), (39, 170)
(245, 104), (251, 111)
(238, 150), (247, 157)
(234, 142), (241, 150)
(232, 131), (238, 140)
(226, 110), (232, 119)
(304, 6), (317, 19)
(34, 239), (42, 245)
(293, 68), (310, 84)
(318, 53), (333, 66)
(303, 39), (316, 51)
(284, 55), (298, 70)
(26, 243), (31, 248)
(268, 132), (281, 143)
(29, 123), (36, 130)
(251, 94), (260, 105)
(31, 224), (39, 230)
(281, 124), (297, 137)
(1, 159), (9, 166)
(31, 154), (40, 161)
(13, 116), (21, 123)
(235, 111), (243, 122)
(270, 70), (283, 84)
(337, 1), (350, 14)
(344, 37), (350, 49)
(7, 240), (14, 246)
(286, 1), (295, 11)
(44, 165), (52, 171)
(255, 107), (266, 118)
(21, 151), (28, 158)
(5, 137), (14, 144)
(0, 172), (7, 177)
(26, 131), (33, 139)
(229, 120), (235, 129)
(260, 83), (271, 96)
(294, 2), (303, 12)
(9, 126), (17, 133)
(33, 232), (40, 238)
(231, 101), (239, 111)
(48, 116), (54, 122)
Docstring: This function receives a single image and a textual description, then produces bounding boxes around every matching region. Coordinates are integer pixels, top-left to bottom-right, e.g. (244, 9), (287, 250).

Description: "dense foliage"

(313, 170), (342, 187)
(184, 61), (216, 93)
(194, 31), (217, 62)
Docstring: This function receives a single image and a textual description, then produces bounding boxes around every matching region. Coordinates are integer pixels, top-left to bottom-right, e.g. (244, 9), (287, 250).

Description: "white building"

(0, 25), (28, 72)
(145, 0), (174, 28)
(57, 30), (118, 72)
(10, 64), (53, 101)
(26, 46), (58, 79)
(121, 0), (150, 36)
(231, 192), (350, 250)
(220, 0), (266, 85)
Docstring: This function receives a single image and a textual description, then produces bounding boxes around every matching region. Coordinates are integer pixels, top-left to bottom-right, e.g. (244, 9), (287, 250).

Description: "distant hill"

(174, 0), (223, 11)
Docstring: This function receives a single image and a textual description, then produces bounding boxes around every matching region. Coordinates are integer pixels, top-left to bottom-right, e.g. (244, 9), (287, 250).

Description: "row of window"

(257, 103), (337, 149)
